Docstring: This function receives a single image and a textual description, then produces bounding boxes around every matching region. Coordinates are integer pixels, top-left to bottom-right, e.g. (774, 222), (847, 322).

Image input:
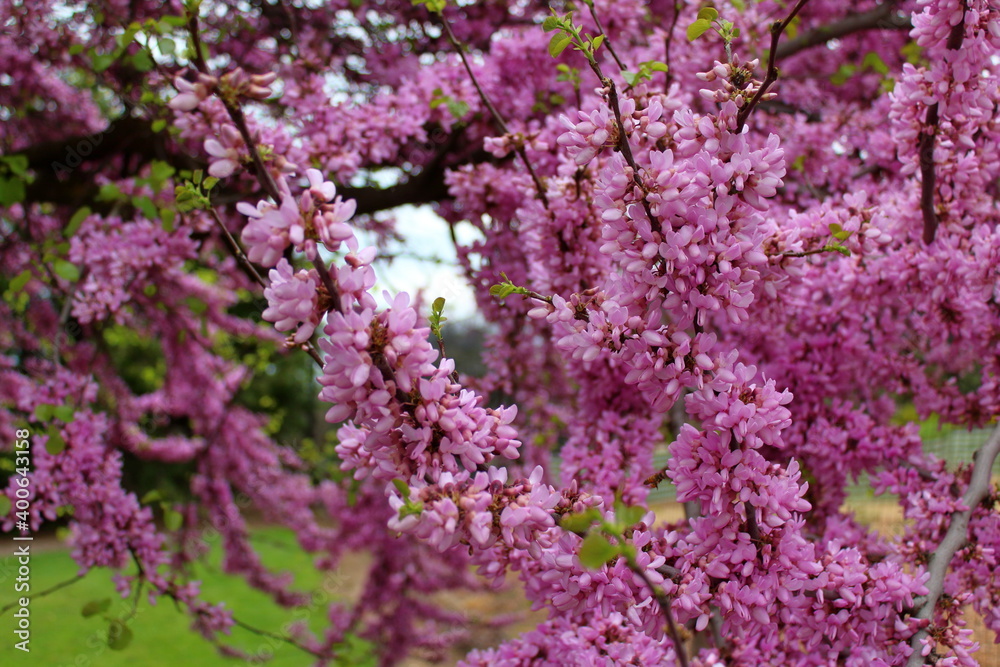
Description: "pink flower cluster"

(319, 293), (520, 481)
(263, 259), (321, 344)
(239, 169), (356, 266)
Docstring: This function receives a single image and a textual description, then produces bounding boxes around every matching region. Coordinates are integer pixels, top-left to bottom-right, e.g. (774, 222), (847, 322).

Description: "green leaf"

(432, 297), (446, 315)
(107, 619), (133, 650)
(412, 0), (445, 12)
(621, 70), (638, 86)
(53, 405), (75, 422)
(184, 296), (207, 314)
(1, 154), (29, 176)
(697, 7), (719, 21)
(830, 63), (856, 86)
(163, 506), (183, 531)
(548, 32), (573, 58)
(159, 15), (187, 29)
(151, 119), (167, 132)
(140, 490), (161, 504)
(445, 99), (469, 120)
(687, 19), (712, 41)
(559, 508), (601, 533)
(591, 34), (604, 51)
(67, 207), (92, 237)
(132, 195), (158, 220)
(392, 479), (410, 497)
(862, 51), (889, 75)
(97, 183), (124, 201)
(157, 36), (176, 55)
(9, 269), (32, 294)
(34, 404), (54, 421)
(828, 223), (850, 241)
(0, 176), (26, 206)
(0, 495), (11, 516)
(53, 259), (80, 282)
(45, 431), (66, 456)
(647, 61), (669, 73)
(82, 599), (112, 618)
(149, 160), (175, 186)
(397, 500), (423, 519)
(578, 531), (618, 569)
(542, 15), (561, 32)
(614, 503), (645, 528)
(130, 50), (154, 72)
(160, 208), (176, 232)
(92, 52), (116, 72)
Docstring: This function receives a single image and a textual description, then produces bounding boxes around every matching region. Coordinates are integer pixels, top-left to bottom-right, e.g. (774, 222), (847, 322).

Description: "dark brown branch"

(736, 0), (812, 132)
(17, 115), (469, 219)
(584, 1), (627, 73)
(208, 208), (267, 288)
(919, 7), (967, 244)
(662, 1), (682, 90)
(775, 3), (911, 60)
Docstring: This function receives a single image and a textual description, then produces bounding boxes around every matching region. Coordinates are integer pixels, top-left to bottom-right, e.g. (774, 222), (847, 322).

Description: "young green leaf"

(66, 207), (92, 237)
(828, 223), (851, 241)
(53, 259), (81, 282)
(9, 269), (32, 294)
(542, 15), (562, 32)
(697, 7), (719, 21)
(549, 32), (573, 58)
(107, 619), (134, 650)
(578, 531), (618, 568)
(687, 19), (712, 41)
(82, 598), (112, 618)
(614, 503), (646, 528)
(560, 507), (602, 533)
(53, 404), (75, 422)
(45, 430), (66, 455)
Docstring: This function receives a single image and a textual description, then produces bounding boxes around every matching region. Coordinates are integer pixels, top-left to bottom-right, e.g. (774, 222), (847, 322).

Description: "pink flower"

(262, 259), (321, 344)
(204, 124), (243, 178)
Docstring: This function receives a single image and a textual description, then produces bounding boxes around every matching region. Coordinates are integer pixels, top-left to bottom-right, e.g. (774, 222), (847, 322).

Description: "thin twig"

(584, 0), (627, 72)
(662, 1), (682, 90)
(627, 556), (690, 667)
(905, 424), (1000, 666)
(735, 0), (812, 132)
(203, 210), (324, 367)
(438, 19), (550, 208)
(0, 574), (86, 615)
(186, 12), (280, 202)
(208, 208), (266, 288)
(231, 616), (326, 657)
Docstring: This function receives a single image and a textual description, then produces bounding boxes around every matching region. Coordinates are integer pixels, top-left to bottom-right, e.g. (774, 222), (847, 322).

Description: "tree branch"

(905, 423), (1000, 666)
(775, 3), (911, 60)
(736, 0), (812, 132)
(918, 6), (967, 244)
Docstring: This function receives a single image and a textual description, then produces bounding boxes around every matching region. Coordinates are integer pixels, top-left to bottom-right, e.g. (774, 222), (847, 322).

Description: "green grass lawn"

(0, 527), (372, 666)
